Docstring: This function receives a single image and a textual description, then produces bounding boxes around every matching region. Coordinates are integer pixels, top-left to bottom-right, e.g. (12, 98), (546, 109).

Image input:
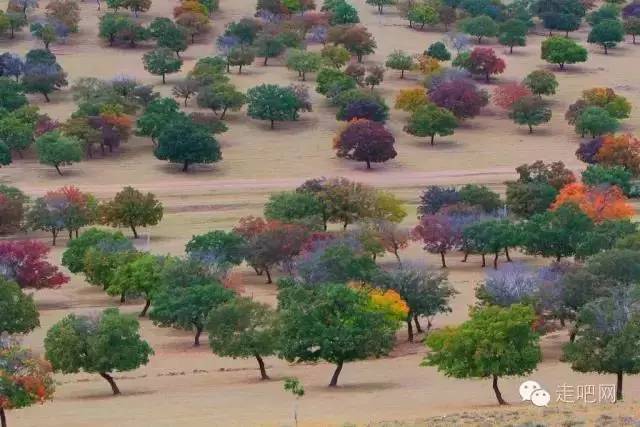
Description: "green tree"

(207, 297), (278, 380)
(582, 165), (631, 195)
(509, 95), (552, 133)
(0, 143), (11, 167)
(0, 112), (35, 157)
(61, 228), (129, 273)
(44, 309), (154, 395)
(246, 84), (300, 129)
(459, 15), (499, 43)
(278, 283), (401, 387)
(0, 278), (39, 334)
(463, 219), (520, 268)
(459, 184), (502, 213)
(407, 4), (439, 29)
(498, 18), (527, 53)
(520, 203), (594, 261)
(149, 258), (235, 346)
(366, 0), (395, 14)
(110, 253), (165, 316)
(0, 78), (28, 112)
(329, 0), (360, 25)
(185, 230), (247, 271)
(154, 115), (221, 171)
(522, 69), (558, 96)
(320, 45), (351, 68)
(254, 32), (286, 66)
(285, 49), (322, 81)
(575, 106), (619, 138)
(135, 97), (181, 143)
(385, 50), (414, 79)
(315, 67), (357, 96)
(404, 104), (458, 145)
(426, 41), (451, 61)
(263, 191), (324, 228)
(588, 19), (625, 54)
(149, 17), (188, 56)
(424, 304), (541, 405)
(564, 288), (640, 401)
(30, 22), (57, 50)
(541, 36), (588, 70)
(22, 49), (68, 102)
(142, 47), (183, 84)
(624, 17), (640, 44)
(100, 186), (163, 238)
(196, 82), (246, 119)
(35, 131), (82, 176)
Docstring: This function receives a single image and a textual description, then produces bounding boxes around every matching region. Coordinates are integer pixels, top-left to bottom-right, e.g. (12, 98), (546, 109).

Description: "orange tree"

(551, 182), (634, 222)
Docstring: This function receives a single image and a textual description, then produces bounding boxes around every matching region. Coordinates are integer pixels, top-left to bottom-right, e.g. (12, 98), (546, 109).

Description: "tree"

(196, 82), (246, 119)
(424, 304), (541, 405)
(0, 78), (27, 112)
(35, 131), (82, 176)
(385, 50), (413, 79)
(499, 18), (527, 53)
(328, 0), (359, 25)
(514, 160), (576, 190)
(176, 12), (210, 43)
(521, 203), (593, 261)
(124, 0), (152, 16)
(22, 49), (67, 102)
(394, 87), (429, 112)
(61, 228), (129, 273)
(412, 213), (465, 268)
(0, 278), (39, 334)
(285, 49), (322, 81)
(587, 4), (620, 26)
(404, 104), (458, 145)
(253, 32), (285, 66)
(588, 19), (625, 54)
(575, 106), (619, 138)
(375, 265), (455, 342)
(464, 219), (519, 268)
(110, 253), (165, 316)
(551, 182), (633, 223)
(224, 18), (261, 45)
(541, 36), (588, 70)
(364, 65), (384, 90)
(337, 99), (389, 123)
(0, 185), (27, 235)
(492, 82), (531, 109)
(143, 48), (183, 84)
(417, 186), (461, 216)
(407, 3), (439, 29)
(564, 288), (640, 401)
(246, 84), (300, 129)
(426, 41), (451, 61)
(0, 340), (54, 427)
(333, 119), (396, 169)
(278, 283), (402, 387)
(595, 134), (640, 174)
(509, 95), (552, 133)
(149, 18), (188, 57)
(455, 47), (505, 83)
(136, 97), (181, 143)
(459, 15), (499, 43)
(0, 112), (35, 158)
(366, 0), (394, 14)
(149, 258), (235, 346)
(320, 45), (350, 68)
(624, 17), (640, 44)
(263, 191), (324, 228)
(185, 230), (247, 272)
(4, 12), (27, 39)
(429, 80), (489, 119)
(44, 309), (153, 395)
(315, 67), (356, 96)
(505, 181), (557, 218)
(30, 22), (58, 51)
(100, 186), (163, 238)
(207, 297), (278, 380)
(582, 165), (632, 195)
(523, 69), (558, 96)
(45, 0), (80, 32)
(328, 25), (376, 62)
(154, 115), (222, 171)
(459, 184), (501, 213)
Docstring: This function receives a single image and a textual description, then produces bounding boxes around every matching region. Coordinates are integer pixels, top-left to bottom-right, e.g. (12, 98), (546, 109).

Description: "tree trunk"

(220, 107), (228, 120)
(504, 247), (511, 262)
(485, 72), (490, 83)
(493, 252), (499, 269)
(182, 160), (190, 172)
(263, 56), (268, 66)
(400, 69), (404, 79)
(394, 250), (402, 266)
(120, 292), (126, 303)
(162, 73), (166, 84)
(462, 251), (469, 262)
(99, 372), (121, 395)
(256, 354), (269, 380)
(617, 372), (623, 401)
(1, 407), (6, 427)
(559, 63), (565, 70)
(54, 164), (63, 175)
(407, 318), (414, 342)
(430, 134), (435, 145)
(270, 120), (274, 129)
(265, 268), (272, 284)
(194, 325), (203, 346)
(366, 159), (371, 169)
(440, 252), (447, 268)
(130, 224), (138, 239)
(414, 314), (423, 333)
(510, 45), (513, 54)
(52, 230), (58, 246)
(603, 45), (608, 55)
(329, 361), (344, 387)
(556, 254), (562, 262)
(140, 299), (151, 317)
(492, 375), (507, 405)
(481, 253), (486, 267)
(528, 124), (533, 133)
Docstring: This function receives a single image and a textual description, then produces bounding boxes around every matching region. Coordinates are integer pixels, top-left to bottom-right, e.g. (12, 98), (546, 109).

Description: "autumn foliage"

(595, 134), (640, 174)
(332, 119), (397, 169)
(551, 182), (634, 222)
(492, 82), (532, 110)
(0, 240), (69, 289)
(394, 87), (429, 112)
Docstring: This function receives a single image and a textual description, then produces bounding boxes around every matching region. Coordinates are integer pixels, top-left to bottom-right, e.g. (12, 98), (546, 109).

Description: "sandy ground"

(2, 0), (640, 425)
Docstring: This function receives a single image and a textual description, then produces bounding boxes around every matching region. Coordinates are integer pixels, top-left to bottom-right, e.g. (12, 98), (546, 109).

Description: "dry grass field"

(2, 0), (640, 425)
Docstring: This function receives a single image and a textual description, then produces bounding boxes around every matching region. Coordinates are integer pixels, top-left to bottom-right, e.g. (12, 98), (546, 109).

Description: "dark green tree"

(142, 47), (183, 84)
(0, 278), (39, 334)
(246, 84), (300, 129)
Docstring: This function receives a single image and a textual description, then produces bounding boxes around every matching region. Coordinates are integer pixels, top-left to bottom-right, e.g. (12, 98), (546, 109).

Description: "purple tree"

(479, 263), (540, 307)
(429, 80), (489, 119)
(575, 137), (604, 164)
(412, 213), (464, 268)
(307, 25), (328, 44)
(0, 53), (25, 81)
(623, 2), (640, 18)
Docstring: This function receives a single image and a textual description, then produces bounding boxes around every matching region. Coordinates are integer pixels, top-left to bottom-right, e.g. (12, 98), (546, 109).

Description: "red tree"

(411, 214), (464, 268)
(0, 240), (69, 289)
(468, 48), (506, 83)
(492, 82), (532, 109)
(333, 119), (397, 169)
(429, 80), (489, 119)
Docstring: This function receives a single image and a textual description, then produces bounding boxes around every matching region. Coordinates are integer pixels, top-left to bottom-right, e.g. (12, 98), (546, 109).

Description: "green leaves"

(35, 130), (82, 175)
